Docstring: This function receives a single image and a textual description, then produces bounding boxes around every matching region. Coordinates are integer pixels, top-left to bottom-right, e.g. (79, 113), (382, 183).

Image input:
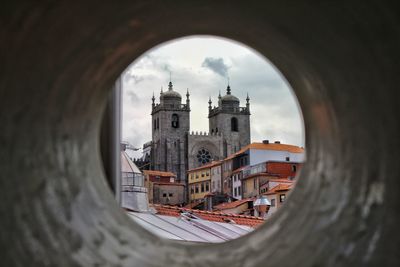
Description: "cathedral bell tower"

(208, 85), (251, 157)
(151, 81), (190, 182)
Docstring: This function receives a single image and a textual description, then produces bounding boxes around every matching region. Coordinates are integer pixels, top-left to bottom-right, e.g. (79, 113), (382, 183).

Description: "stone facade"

(150, 81), (250, 190)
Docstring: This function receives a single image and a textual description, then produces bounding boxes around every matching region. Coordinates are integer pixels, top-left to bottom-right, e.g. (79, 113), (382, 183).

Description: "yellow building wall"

(188, 168), (212, 202)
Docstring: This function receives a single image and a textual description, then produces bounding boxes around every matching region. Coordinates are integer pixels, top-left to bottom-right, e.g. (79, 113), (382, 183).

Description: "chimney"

(262, 140), (269, 144)
(274, 141), (281, 144)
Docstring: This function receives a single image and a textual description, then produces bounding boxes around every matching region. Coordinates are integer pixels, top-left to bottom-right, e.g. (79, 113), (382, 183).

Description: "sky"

(122, 36), (305, 158)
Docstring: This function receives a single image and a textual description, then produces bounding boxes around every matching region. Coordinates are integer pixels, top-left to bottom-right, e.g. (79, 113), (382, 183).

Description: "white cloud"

(122, 36), (305, 158)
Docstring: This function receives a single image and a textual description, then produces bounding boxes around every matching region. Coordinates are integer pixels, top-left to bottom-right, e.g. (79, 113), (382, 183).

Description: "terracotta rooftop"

(143, 170), (176, 177)
(153, 204), (264, 228)
(264, 184), (293, 195)
(213, 198), (253, 210)
(152, 182), (185, 186)
(225, 142), (305, 160)
(187, 160), (222, 173)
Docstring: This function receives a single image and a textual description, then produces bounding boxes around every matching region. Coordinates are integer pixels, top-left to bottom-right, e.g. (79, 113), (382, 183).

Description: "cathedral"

(149, 81), (251, 183)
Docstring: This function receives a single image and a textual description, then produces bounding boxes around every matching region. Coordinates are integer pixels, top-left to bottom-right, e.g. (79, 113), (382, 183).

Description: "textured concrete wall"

(0, 1), (399, 267)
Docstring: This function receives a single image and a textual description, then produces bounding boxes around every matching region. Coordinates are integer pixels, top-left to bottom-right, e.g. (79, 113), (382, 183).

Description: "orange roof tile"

(143, 170), (176, 177)
(152, 204), (264, 227)
(264, 184), (293, 195)
(225, 142), (305, 160)
(213, 198), (253, 210)
(152, 182), (185, 186)
(187, 160), (222, 173)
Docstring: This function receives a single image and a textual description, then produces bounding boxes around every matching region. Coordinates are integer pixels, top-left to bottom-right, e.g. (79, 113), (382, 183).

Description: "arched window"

(171, 114), (179, 128)
(231, 117), (238, 132)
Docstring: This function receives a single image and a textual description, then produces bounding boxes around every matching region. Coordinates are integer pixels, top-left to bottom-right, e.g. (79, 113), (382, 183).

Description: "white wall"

(249, 149), (305, 166)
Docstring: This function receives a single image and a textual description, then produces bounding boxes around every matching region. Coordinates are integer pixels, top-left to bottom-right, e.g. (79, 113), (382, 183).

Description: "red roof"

(152, 182), (185, 186)
(213, 198), (253, 210)
(153, 204), (264, 228)
(225, 142), (305, 160)
(144, 170), (176, 177)
(264, 184), (292, 195)
(187, 160), (222, 173)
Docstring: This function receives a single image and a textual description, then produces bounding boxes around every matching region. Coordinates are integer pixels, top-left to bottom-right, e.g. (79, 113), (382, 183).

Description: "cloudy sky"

(122, 36), (304, 158)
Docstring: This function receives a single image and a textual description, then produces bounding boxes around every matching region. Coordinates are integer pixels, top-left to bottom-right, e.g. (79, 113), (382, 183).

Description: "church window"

(231, 117), (238, 132)
(196, 148), (212, 164)
(171, 114), (179, 128)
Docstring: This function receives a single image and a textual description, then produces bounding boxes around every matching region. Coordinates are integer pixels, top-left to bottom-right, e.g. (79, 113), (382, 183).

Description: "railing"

(208, 106), (249, 116)
(152, 103), (189, 113)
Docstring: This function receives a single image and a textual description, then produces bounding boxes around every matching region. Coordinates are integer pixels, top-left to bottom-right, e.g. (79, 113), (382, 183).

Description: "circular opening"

(119, 35), (305, 243)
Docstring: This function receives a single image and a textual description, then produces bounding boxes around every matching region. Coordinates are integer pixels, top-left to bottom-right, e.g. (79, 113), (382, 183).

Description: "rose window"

(197, 148), (212, 164)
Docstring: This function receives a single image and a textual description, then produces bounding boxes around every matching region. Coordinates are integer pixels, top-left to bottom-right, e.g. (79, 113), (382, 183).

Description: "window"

(163, 193), (167, 197)
(206, 172), (209, 176)
(292, 165), (297, 172)
(171, 114), (179, 128)
(153, 119), (156, 130)
(191, 174), (194, 180)
(279, 194), (286, 202)
(169, 193), (173, 197)
(205, 182), (209, 192)
(156, 118), (159, 129)
(196, 174), (199, 179)
(286, 156), (290, 162)
(231, 117), (238, 132)
(234, 187), (237, 196)
(201, 173), (205, 177)
(215, 127), (218, 133)
(201, 183), (205, 192)
(191, 186), (194, 194)
(238, 186), (241, 196)
(271, 199), (276, 207)
(195, 185), (199, 193)
(196, 148), (212, 164)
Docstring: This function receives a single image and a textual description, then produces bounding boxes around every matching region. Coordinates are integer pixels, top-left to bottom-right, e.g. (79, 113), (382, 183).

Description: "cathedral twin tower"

(150, 81), (251, 182)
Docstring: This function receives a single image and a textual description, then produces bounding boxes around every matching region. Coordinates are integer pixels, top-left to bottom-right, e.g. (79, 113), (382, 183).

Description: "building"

(149, 81), (250, 184)
(121, 149), (149, 212)
(187, 162), (214, 203)
(210, 161), (222, 193)
(263, 183), (293, 218)
(143, 170), (185, 205)
(221, 142), (305, 199)
(213, 198), (254, 215)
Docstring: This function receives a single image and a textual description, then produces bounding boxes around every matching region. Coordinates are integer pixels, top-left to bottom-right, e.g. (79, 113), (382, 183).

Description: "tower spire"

(246, 92), (250, 111)
(208, 96), (212, 111)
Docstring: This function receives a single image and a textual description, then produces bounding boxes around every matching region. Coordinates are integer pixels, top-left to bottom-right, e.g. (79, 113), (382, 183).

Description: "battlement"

(188, 131), (222, 137)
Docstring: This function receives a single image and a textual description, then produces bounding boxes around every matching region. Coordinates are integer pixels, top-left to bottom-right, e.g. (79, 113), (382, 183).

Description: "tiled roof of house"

(263, 184), (293, 195)
(213, 198), (253, 210)
(153, 204), (264, 228)
(143, 170), (176, 177)
(187, 160), (222, 173)
(152, 182), (185, 186)
(225, 142), (305, 160)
